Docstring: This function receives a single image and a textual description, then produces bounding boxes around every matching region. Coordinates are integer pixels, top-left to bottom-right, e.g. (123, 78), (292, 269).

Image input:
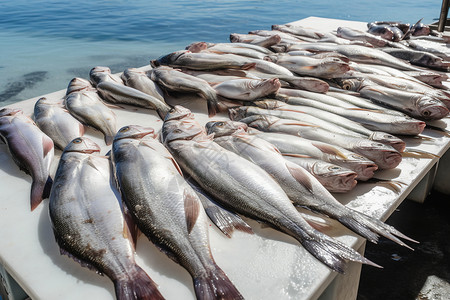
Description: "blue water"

(0, 0), (442, 104)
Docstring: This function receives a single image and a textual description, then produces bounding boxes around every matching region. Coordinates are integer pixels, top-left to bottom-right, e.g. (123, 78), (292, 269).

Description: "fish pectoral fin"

(122, 206), (139, 250)
(184, 189), (201, 234)
(285, 162), (314, 193)
(168, 155), (184, 176)
(42, 136), (54, 157)
(311, 142), (348, 159)
(299, 65), (317, 70)
(362, 86), (389, 96)
(282, 153), (313, 158)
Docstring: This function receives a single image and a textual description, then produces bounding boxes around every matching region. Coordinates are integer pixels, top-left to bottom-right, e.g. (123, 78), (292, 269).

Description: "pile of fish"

(1, 17), (450, 299)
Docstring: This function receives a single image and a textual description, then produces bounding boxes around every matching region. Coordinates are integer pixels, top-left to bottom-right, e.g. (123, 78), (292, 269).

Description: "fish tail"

(156, 105), (172, 120)
(298, 229), (381, 273)
(30, 176), (52, 211)
(114, 265), (165, 300)
(104, 134), (115, 146)
(204, 205), (253, 238)
(194, 264), (244, 300)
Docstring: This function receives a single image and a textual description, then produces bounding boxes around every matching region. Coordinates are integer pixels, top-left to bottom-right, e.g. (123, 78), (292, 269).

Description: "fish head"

(89, 66), (112, 85)
(186, 42), (208, 53)
(164, 105), (195, 122)
(205, 120), (248, 136)
(253, 99), (284, 110)
(114, 125), (156, 141)
(256, 78), (281, 94)
(0, 108), (22, 117)
(416, 96), (449, 120)
(64, 137), (101, 154)
(412, 23), (430, 36)
(369, 132), (406, 152)
(66, 77), (94, 95)
(161, 119), (207, 144)
(330, 153), (378, 181)
(334, 78), (363, 91)
(354, 140), (402, 169)
(310, 161), (358, 193)
(153, 50), (188, 67)
(228, 106), (249, 121)
(237, 114), (278, 131)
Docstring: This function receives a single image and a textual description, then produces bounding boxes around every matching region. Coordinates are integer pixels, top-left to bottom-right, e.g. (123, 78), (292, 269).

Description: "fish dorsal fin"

(285, 162), (314, 193)
(312, 142), (348, 159)
(282, 153), (313, 158)
(184, 189), (201, 234)
(42, 136), (54, 157)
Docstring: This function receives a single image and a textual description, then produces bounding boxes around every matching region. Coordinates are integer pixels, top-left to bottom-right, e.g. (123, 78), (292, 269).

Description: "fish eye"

(329, 166), (341, 170)
(423, 111), (431, 116)
(173, 129), (182, 134)
(343, 83), (351, 90)
(73, 138), (82, 144)
(216, 122), (225, 127)
(119, 126), (130, 132)
(169, 108), (176, 113)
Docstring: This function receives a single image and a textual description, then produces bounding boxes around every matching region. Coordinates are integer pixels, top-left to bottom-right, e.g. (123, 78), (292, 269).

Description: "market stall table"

(1, 17), (449, 300)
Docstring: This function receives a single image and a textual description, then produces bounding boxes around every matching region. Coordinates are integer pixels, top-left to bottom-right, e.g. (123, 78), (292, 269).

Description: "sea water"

(0, 0), (442, 105)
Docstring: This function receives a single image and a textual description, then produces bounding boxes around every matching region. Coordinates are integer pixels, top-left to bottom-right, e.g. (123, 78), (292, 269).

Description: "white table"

(1, 16), (449, 300)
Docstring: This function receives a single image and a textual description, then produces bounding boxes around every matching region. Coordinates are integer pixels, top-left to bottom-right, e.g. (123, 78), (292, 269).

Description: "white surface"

(1, 16), (450, 300)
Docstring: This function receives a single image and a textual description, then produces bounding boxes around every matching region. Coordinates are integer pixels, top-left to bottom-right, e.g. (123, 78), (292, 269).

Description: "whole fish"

(381, 48), (450, 71)
(270, 96), (426, 137)
(121, 68), (165, 102)
(248, 29), (305, 44)
(89, 66), (171, 119)
(111, 125), (243, 299)
(0, 108), (53, 211)
(367, 21), (410, 34)
(206, 120), (357, 193)
(406, 40), (450, 60)
(271, 24), (326, 39)
(34, 97), (85, 150)
(65, 78), (117, 145)
(206, 120), (414, 248)
(404, 71), (449, 88)
(161, 115), (377, 273)
(213, 78), (280, 101)
(49, 137), (164, 300)
(336, 27), (389, 47)
(266, 54), (350, 78)
(186, 42), (271, 59)
(148, 66), (220, 116)
(367, 25), (395, 41)
(231, 113), (402, 170)
(229, 33), (282, 48)
(253, 99), (408, 150)
(285, 43), (421, 71)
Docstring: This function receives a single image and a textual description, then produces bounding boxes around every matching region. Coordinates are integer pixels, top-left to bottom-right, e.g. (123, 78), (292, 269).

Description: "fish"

(285, 43), (421, 71)
(111, 125), (243, 299)
(406, 40), (450, 60)
(121, 68), (165, 102)
(65, 78), (117, 145)
(0, 108), (54, 210)
(89, 66), (171, 119)
(381, 48), (450, 71)
(49, 137), (164, 300)
(265, 54), (350, 78)
(213, 78), (280, 101)
(336, 27), (389, 47)
(186, 42), (272, 59)
(272, 96), (426, 137)
(231, 112), (402, 170)
(161, 114), (378, 273)
(148, 66), (221, 116)
(206, 120), (414, 247)
(271, 24), (326, 39)
(34, 97), (85, 150)
(367, 25), (395, 41)
(404, 71), (449, 88)
(229, 33), (282, 48)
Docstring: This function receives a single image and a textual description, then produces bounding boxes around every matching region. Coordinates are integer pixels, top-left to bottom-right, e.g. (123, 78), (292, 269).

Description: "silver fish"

(121, 68), (165, 102)
(186, 42), (271, 59)
(111, 125), (243, 299)
(206, 120), (414, 247)
(49, 137), (164, 300)
(90, 66), (171, 119)
(0, 108), (54, 210)
(229, 33), (282, 48)
(213, 78), (280, 101)
(367, 25), (395, 41)
(65, 78), (117, 145)
(231, 113), (402, 170)
(271, 24), (326, 39)
(381, 47), (450, 71)
(161, 114), (377, 273)
(34, 97), (85, 150)
(336, 27), (389, 47)
(148, 66), (220, 117)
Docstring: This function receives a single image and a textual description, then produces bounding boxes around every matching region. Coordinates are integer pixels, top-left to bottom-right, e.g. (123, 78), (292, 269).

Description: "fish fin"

(241, 63), (257, 70)
(122, 203), (139, 250)
(285, 162), (314, 193)
(79, 123), (86, 135)
(401, 149), (439, 159)
(42, 136), (54, 157)
(300, 66), (317, 70)
(30, 178), (49, 211)
(184, 189), (201, 234)
(104, 135), (114, 146)
(168, 156), (183, 176)
(114, 265), (165, 300)
(311, 142), (348, 159)
(362, 86), (389, 96)
(42, 176), (53, 200)
(55, 242), (102, 274)
(194, 264), (244, 300)
(364, 178), (406, 193)
(282, 153), (313, 158)
(283, 121), (318, 127)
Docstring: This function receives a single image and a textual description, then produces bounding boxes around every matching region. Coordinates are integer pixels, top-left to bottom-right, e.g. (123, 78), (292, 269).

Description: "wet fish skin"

(381, 48), (449, 71)
(121, 68), (165, 102)
(162, 116), (378, 273)
(65, 78), (117, 145)
(34, 97), (85, 150)
(49, 137), (164, 300)
(367, 25), (395, 41)
(0, 108), (54, 210)
(213, 78), (280, 101)
(149, 66), (220, 117)
(229, 33), (282, 48)
(337, 27), (389, 47)
(90, 66), (171, 119)
(111, 125), (243, 299)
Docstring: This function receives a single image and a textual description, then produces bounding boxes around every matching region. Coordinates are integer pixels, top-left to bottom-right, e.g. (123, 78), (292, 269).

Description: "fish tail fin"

(297, 229), (381, 273)
(31, 176), (52, 211)
(156, 105), (172, 120)
(204, 204), (254, 238)
(104, 134), (114, 146)
(194, 264), (243, 300)
(114, 265), (165, 300)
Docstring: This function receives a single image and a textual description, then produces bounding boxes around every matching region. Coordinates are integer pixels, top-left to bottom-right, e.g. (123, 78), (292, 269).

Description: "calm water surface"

(0, 0), (442, 104)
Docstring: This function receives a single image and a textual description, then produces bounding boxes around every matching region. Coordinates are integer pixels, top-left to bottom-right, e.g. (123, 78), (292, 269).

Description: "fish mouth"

(328, 173), (358, 193)
(353, 163), (378, 181)
(381, 151), (403, 169)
